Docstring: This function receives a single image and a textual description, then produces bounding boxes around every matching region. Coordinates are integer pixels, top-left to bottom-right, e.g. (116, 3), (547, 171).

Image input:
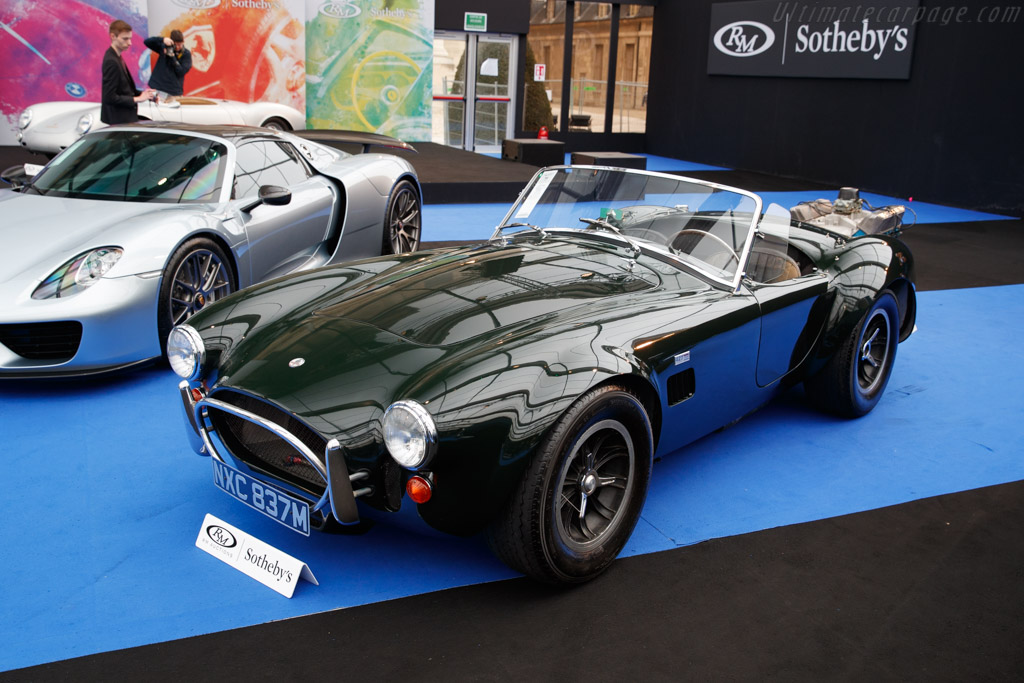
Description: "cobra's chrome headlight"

(32, 247), (123, 300)
(382, 400), (437, 469)
(76, 113), (93, 135)
(167, 325), (205, 380)
(18, 109), (32, 129)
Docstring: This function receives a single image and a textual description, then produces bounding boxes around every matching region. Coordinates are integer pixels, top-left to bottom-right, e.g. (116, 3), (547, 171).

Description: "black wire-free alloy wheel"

(382, 180), (421, 255)
(806, 290), (900, 417)
(157, 238), (235, 353)
(487, 385), (653, 583)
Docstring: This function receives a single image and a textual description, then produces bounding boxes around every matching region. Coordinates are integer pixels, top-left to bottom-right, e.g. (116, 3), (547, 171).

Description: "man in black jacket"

(144, 29), (192, 99)
(101, 19), (156, 124)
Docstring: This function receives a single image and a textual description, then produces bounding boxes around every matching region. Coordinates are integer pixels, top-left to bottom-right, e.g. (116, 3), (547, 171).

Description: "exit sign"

(464, 12), (487, 32)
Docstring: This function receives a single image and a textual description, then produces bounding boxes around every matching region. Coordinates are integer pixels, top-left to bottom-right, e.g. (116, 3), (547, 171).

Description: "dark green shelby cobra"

(171, 167), (915, 583)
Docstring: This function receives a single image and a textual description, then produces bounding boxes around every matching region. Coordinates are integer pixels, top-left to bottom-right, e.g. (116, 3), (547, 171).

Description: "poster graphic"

(305, 0), (433, 140)
(147, 0), (306, 115)
(0, 0), (148, 144)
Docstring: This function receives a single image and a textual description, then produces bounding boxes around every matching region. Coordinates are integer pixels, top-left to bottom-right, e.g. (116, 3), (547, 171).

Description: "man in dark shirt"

(144, 29), (192, 99)
(101, 19), (156, 124)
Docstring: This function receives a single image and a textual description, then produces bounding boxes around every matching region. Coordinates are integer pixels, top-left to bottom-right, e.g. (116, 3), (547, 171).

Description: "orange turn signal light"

(191, 388), (203, 402)
(406, 475), (433, 504)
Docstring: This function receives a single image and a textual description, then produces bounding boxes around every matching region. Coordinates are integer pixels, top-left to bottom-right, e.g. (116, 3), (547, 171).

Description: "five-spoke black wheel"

(806, 290), (900, 417)
(382, 180), (421, 255)
(488, 384), (653, 583)
(158, 238), (236, 352)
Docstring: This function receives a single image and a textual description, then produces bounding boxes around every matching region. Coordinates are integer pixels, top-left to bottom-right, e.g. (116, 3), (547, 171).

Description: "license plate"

(212, 459), (311, 536)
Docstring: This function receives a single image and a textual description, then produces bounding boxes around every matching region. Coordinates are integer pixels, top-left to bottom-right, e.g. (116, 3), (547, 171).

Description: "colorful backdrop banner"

(0, 0), (148, 144)
(305, 0), (433, 139)
(147, 0), (307, 113)
(0, 0), (436, 145)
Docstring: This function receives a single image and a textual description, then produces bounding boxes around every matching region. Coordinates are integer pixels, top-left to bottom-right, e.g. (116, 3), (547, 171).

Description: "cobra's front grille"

(206, 389), (328, 494)
(0, 321), (83, 361)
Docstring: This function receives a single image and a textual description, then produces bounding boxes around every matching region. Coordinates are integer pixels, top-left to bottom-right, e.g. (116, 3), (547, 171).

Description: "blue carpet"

(422, 193), (1012, 243)
(2, 284), (1023, 671)
(477, 150), (728, 172)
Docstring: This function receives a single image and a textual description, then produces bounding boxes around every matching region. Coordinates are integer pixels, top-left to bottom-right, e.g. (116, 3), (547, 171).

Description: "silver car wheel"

(385, 182), (421, 254)
(169, 249), (233, 326)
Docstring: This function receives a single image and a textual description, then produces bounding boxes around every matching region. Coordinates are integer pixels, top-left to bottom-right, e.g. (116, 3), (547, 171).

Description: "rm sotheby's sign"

(708, 0), (919, 79)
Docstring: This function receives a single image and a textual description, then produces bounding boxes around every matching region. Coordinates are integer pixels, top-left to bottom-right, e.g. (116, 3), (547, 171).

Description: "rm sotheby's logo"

(206, 524), (237, 548)
(319, 1), (361, 18)
(714, 20), (776, 57)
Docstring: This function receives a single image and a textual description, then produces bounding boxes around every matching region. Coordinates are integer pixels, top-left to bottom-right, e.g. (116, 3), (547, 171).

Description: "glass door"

(432, 31), (517, 152)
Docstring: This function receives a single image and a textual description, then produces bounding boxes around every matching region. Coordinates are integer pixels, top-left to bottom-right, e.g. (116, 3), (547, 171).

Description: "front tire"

(806, 291), (900, 417)
(381, 180), (421, 255)
(157, 238), (235, 353)
(487, 385), (653, 583)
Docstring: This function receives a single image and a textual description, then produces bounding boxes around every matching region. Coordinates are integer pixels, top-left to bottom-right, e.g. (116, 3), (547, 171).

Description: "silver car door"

(233, 140), (337, 282)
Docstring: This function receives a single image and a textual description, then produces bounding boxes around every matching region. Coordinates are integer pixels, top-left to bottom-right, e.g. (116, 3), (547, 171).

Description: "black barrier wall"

(646, 0), (1023, 215)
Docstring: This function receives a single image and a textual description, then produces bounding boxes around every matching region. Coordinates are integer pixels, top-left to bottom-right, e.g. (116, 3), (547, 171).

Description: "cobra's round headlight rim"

(167, 324), (205, 380)
(18, 109), (32, 130)
(382, 400), (437, 470)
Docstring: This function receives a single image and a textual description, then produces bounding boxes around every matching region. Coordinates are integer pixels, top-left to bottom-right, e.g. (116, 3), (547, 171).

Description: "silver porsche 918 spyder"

(0, 123), (422, 377)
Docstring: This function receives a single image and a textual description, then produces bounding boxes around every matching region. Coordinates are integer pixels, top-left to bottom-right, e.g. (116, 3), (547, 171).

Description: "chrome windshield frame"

(491, 165), (763, 293)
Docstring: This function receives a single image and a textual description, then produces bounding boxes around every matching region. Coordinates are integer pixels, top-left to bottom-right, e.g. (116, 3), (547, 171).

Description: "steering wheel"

(673, 228), (740, 266)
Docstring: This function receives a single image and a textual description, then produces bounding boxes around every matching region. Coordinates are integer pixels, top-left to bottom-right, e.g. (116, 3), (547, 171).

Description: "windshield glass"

(31, 130), (228, 203)
(500, 167), (760, 283)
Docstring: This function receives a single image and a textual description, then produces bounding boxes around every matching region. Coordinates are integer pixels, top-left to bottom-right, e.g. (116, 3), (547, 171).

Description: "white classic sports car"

(16, 98), (306, 155)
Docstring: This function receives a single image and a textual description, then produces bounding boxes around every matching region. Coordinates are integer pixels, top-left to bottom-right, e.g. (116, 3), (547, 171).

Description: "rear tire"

(157, 238), (235, 353)
(805, 291), (899, 417)
(381, 180), (421, 255)
(261, 117), (291, 131)
(487, 385), (653, 583)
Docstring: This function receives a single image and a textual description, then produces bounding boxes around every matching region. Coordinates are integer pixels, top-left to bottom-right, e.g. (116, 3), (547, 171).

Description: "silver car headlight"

(76, 113), (93, 135)
(167, 325), (205, 380)
(19, 109), (32, 129)
(31, 247), (123, 300)
(382, 400), (437, 469)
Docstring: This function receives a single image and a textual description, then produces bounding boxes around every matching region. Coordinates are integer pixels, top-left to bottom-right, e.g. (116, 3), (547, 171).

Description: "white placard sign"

(195, 514), (318, 598)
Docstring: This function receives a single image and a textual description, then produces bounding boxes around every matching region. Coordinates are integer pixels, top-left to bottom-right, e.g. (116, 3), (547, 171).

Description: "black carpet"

(10, 480), (1024, 681)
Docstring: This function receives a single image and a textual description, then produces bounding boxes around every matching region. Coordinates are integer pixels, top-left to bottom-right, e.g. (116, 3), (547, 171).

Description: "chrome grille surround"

(201, 389), (328, 496)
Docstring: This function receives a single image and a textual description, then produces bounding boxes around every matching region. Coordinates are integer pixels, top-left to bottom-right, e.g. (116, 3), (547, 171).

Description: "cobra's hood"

(312, 239), (659, 346)
(195, 237), (719, 431)
(0, 191), (209, 285)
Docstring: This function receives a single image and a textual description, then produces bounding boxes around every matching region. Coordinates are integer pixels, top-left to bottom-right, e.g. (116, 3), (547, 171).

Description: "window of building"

(525, 1), (652, 135)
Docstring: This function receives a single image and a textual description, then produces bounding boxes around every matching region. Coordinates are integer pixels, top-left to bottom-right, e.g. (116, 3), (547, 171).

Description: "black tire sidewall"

(537, 388), (653, 583)
(848, 291), (900, 415)
(261, 117), (290, 131)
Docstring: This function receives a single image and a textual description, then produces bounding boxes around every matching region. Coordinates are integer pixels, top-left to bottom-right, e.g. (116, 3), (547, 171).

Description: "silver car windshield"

(30, 130), (228, 203)
(495, 167), (761, 287)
